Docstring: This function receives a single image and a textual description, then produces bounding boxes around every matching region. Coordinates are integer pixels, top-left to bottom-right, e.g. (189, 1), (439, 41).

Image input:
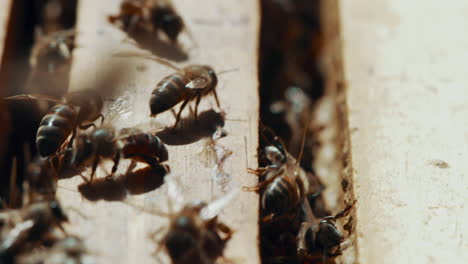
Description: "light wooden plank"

(56, 0), (260, 263)
(340, 0), (468, 263)
(0, 0), (12, 68)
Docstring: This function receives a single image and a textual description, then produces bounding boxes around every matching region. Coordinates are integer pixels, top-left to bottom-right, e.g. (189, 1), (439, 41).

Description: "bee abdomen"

(36, 105), (77, 157)
(262, 176), (299, 215)
(121, 133), (168, 162)
(150, 73), (187, 115)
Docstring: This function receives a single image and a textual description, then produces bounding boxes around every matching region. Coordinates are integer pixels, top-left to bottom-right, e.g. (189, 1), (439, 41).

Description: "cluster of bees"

(255, 0), (356, 263)
(0, 0), (354, 263)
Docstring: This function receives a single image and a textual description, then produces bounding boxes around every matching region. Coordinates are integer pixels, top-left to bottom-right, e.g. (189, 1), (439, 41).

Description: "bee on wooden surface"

(131, 176), (235, 264)
(30, 29), (75, 73)
(297, 199), (356, 263)
(108, 0), (188, 43)
(155, 200), (233, 264)
(26, 29), (76, 98)
(68, 126), (168, 182)
(5, 89), (104, 158)
(0, 200), (69, 261)
(24, 156), (58, 203)
(15, 235), (88, 264)
(115, 53), (231, 130)
(244, 126), (312, 219)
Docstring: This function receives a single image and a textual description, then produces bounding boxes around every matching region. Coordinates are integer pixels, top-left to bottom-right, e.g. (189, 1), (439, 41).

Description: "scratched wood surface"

(56, 0), (260, 263)
(340, 0), (468, 263)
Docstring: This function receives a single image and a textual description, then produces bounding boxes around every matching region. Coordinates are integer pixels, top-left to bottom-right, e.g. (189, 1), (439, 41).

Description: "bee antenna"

(218, 68), (239, 76)
(113, 51), (181, 71)
(296, 114), (312, 165)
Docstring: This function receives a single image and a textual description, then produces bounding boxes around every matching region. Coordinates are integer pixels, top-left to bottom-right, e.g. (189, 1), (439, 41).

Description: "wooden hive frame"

(1, 0), (467, 264)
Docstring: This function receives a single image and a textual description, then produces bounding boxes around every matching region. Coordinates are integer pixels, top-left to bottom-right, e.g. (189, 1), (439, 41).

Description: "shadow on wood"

(77, 164), (168, 201)
(157, 110), (225, 146)
(126, 27), (188, 62)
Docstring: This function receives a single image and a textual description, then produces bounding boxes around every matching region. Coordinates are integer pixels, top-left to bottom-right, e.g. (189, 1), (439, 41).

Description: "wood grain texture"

(340, 0), (468, 263)
(56, 0), (260, 263)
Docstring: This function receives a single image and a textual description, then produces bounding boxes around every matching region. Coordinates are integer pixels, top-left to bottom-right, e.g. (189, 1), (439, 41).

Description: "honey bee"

(24, 156), (59, 203)
(30, 29), (75, 74)
(68, 126), (169, 182)
(0, 200), (69, 261)
(133, 176), (235, 264)
(297, 199), (356, 263)
(5, 89), (104, 157)
(15, 235), (88, 264)
(108, 0), (187, 43)
(115, 53), (225, 130)
(155, 200), (233, 264)
(244, 126), (312, 219)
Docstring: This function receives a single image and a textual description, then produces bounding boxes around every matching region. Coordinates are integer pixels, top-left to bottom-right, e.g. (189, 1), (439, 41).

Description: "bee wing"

(165, 174), (185, 213)
(185, 77), (209, 89)
(4, 94), (63, 104)
(0, 220), (35, 252)
(200, 188), (239, 221)
(103, 91), (134, 127)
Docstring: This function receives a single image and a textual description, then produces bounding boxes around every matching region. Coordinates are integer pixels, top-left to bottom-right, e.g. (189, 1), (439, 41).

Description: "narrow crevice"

(0, 0), (78, 207)
(258, 0), (355, 263)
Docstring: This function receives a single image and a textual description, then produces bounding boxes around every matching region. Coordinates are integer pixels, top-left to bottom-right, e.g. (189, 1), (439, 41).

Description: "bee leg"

(67, 128), (77, 149)
(194, 94), (202, 122)
(217, 222), (234, 241)
(108, 152), (121, 179)
(89, 156), (99, 183)
(247, 166), (275, 176)
(172, 98), (190, 131)
(98, 114), (105, 125)
(333, 200), (356, 220)
(56, 222), (69, 236)
(213, 89), (221, 108)
(242, 170), (281, 192)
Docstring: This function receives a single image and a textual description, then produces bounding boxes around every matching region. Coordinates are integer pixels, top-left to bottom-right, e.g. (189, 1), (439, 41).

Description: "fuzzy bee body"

(150, 72), (189, 115)
(261, 170), (302, 216)
(109, 0), (185, 43)
(149, 65), (219, 129)
(119, 132), (168, 163)
(0, 200), (68, 261)
(6, 90), (104, 158)
(36, 104), (77, 157)
(162, 202), (232, 264)
(69, 127), (168, 181)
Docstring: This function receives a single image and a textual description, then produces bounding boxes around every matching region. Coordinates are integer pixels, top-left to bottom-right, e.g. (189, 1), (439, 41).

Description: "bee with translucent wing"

(297, 198), (356, 263)
(0, 200), (69, 262)
(5, 89), (104, 158)
(244, 126), (312, 221)
(114, 52), (237, 131)
(133, 175), (236, 264)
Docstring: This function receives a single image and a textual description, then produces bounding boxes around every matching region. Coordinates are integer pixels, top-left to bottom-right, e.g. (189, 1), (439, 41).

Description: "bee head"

(316, 219), (342, 250)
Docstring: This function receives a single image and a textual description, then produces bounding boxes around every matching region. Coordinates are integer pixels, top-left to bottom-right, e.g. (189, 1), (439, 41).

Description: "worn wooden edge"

(56, 0), (260, 263)
(340, 0), (468, 263)
(0, 0), (14, 176)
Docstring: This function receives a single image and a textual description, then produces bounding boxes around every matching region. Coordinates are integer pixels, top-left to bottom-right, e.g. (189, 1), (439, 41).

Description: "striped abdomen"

(120, 133), (168, 164)
(36, 104), (77, 157)
(261, 175), (301, 216)
(150, 72), (189, 116)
